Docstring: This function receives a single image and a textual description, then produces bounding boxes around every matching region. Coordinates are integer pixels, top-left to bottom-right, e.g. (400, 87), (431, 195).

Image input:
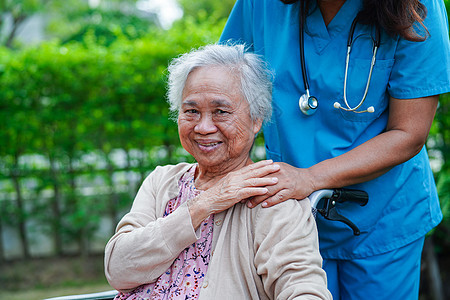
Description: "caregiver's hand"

(188, 160), (280, 229)
(247, 162), (316, 208)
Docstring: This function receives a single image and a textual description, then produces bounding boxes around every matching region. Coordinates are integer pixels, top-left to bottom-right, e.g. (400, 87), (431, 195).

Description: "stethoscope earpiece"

(334, 102), (375, 113)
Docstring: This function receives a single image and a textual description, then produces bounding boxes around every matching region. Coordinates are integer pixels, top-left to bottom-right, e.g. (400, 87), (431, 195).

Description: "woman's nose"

(194, 114), (217, 134)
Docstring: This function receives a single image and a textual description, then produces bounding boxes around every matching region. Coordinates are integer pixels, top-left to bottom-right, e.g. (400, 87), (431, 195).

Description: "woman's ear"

(252, 118), (263, 135)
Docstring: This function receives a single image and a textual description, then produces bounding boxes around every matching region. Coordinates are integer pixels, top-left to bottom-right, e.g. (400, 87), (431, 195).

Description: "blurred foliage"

(0, 11), (226, 257)
(0, 0), (448, 263)
(46, 0), (156, 45)
(0, 0), (149, 47)
(429, 1), (450, 248)
(429, 91), (450, 255)
(177, 0), (236, 21)
(0, 0), (235, 47)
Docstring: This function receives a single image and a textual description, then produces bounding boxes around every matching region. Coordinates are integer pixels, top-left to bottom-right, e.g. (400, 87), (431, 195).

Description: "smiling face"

(178, 66), (262, 175)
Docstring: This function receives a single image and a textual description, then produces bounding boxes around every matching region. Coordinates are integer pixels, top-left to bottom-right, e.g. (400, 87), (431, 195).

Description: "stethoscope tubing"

(299, 0), (310, 97)
(299, 4), (381, 115)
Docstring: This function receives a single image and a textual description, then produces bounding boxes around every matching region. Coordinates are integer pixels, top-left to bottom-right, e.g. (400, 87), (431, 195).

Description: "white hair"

(167, 44), (273, 124)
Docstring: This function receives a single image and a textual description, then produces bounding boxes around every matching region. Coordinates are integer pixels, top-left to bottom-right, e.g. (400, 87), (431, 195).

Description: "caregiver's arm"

(250, 95), (439, 208)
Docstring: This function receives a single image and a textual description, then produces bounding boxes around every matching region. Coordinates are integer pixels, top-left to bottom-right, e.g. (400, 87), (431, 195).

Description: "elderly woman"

(104, 44), (331, 300)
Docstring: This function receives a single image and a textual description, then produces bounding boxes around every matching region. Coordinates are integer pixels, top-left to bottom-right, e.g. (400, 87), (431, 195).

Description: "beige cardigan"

(105, 163), (331, 300)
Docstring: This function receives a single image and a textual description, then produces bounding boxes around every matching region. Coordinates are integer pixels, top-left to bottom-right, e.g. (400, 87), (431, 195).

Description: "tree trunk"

(106, 159), (118, 236)
(0, 208), (4, 263)
(423, 236), (444, 300)
(67, 154), (85, 257)
(49, 155), (63, 256)
(5, 14), (26, 48)
(11, 154), (30, 259)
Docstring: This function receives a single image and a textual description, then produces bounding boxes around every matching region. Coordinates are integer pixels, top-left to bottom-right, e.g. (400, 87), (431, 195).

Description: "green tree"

(47, 0), (156, 45)
(0, 47), (42, 258)
(177, 0), (236, 21)
(0, 0), (154, 48)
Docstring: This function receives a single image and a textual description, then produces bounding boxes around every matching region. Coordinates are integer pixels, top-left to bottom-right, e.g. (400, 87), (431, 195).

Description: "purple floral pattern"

(115, 165), (214, 300)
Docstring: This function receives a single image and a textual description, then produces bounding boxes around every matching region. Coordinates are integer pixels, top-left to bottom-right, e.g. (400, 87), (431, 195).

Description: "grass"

(0, 254), (111, 300)
(0, 282), (113, 300)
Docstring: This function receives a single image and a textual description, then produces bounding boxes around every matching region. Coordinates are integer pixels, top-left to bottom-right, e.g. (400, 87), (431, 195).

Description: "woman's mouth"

(196, 141), (222, 151)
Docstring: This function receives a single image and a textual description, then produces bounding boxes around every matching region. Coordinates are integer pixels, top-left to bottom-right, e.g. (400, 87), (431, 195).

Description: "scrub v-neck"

(305, 0), (362, 54)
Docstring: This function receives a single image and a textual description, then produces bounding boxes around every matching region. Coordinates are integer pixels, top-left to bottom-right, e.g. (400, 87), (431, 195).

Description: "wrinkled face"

(178, 66), (262, 173)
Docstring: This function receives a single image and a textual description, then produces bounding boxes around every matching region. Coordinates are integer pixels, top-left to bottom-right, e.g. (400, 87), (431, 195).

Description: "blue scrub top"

(220, 0), (449, 259)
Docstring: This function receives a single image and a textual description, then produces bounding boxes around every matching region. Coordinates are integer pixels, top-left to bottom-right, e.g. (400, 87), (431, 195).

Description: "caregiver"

(220, 0), (450, 299)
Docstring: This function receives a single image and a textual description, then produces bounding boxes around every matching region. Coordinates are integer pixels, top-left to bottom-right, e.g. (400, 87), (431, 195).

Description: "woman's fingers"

(245, 176), (278, 187)
(238, 187), (270, 199)
(245, 159), (274, 169)
(206, 161), (297, 214)
(218, 161), (280, 193)
(205, 162), (278, 211)
(245, 162), (316, 208)
(234, 160), (280, 181)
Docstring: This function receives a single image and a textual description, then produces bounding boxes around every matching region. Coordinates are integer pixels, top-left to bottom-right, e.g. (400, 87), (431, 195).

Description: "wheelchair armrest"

(308, 189), (334, 209)
(308, 188), (369, 236)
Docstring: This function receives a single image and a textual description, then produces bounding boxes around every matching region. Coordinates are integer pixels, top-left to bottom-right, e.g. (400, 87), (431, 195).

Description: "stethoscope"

(298, 2), (381, 116)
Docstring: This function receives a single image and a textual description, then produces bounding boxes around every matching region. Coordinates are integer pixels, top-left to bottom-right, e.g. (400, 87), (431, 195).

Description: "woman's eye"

(185, 109), (198, 114)
(216, 109), (229, 114)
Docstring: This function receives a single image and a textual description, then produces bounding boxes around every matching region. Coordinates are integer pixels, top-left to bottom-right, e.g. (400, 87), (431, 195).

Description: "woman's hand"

(246, 162), (316, 208)
(188, 160), (280, 229)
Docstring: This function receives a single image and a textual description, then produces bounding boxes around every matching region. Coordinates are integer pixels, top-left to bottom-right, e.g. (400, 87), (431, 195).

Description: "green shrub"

(0, 17), (225, 257)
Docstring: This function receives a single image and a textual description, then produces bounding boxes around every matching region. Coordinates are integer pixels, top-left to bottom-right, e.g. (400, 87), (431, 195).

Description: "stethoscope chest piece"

(299, 93), (318, 115)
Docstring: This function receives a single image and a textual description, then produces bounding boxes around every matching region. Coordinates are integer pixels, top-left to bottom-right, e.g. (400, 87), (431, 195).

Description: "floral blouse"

(115, 165), (214, 300)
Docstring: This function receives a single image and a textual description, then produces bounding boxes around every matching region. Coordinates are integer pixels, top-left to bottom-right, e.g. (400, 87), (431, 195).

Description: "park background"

(0, 0), (449, 299)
